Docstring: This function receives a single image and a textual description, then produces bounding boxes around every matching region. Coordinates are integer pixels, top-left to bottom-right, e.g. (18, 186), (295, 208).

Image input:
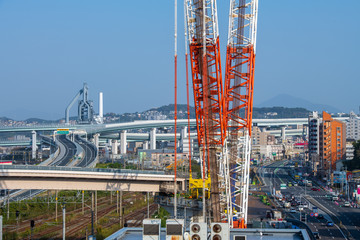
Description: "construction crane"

(184, 0), (258, 226)
(185, 0), (225, 222)
(223, 0), (258, 228)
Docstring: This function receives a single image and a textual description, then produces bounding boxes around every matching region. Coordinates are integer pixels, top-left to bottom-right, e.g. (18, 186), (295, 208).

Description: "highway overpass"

(0, 165), (185, 193)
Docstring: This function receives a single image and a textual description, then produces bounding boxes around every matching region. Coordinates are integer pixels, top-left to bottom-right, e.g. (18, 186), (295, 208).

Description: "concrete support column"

(143, 141), (149, 150)
(150, 128), (156, 150)
(180, 126), (187, 145)
(180, 126), (188, 153)
(94, 134), (100, 152)
(31, 131), (37, 159)
(112, 140), (118, 155)
(281, 127), (286, 142)
(120, 130), (127, 154)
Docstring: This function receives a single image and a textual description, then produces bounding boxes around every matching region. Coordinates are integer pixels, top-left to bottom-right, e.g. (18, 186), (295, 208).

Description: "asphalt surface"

(50, 135), (77, 166)
(74, 135), (97, 167)
(259, 160), (350, 240)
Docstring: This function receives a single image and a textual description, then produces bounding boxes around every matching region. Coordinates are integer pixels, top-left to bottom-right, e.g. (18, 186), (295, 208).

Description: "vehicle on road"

(326, 221), (334, 227)
(288, 182), (292, 187)
(313, 232), (320, 239)
(311, 187), (320, 191)
(305, 180), (312, 187)
(284, 202), (291, 208)
(344, 201), (350, 207)
(317, 214), (324, 219)
(290, 208), (296, 213)
(332, 196), (339, 201)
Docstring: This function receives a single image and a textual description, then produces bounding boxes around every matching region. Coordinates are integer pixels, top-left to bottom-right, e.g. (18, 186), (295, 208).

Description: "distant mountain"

(257, 94), (342, 113)
(253, 107), (310, 119)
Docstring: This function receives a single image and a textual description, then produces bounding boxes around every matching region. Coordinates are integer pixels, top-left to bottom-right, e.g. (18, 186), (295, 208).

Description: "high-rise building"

(346, 111), (360, 140)
(320, 112), (346, 175)
(308, 111), (321, 161)
(308, 111), (346, 177)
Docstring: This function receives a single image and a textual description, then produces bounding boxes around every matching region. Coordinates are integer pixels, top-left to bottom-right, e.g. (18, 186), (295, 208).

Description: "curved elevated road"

(74, 135), (97, 167)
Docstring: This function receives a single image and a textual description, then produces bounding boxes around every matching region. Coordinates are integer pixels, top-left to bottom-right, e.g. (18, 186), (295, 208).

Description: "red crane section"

(224, 45), (255, 135)
(189, 38), (225, 148)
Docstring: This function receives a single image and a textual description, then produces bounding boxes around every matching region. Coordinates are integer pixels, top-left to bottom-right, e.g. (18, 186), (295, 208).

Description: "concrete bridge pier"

(31, 131), (37, 159)
(150, 128), (156, 150)
(112, 140), (119, 155)
(143, 141), (149, 150)
(93, 134), (100, 152)
(281, 126), (286, 142)
(120, 130), (127, 154)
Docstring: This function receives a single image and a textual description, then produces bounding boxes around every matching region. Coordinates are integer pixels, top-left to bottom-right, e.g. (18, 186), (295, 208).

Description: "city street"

(258, 160), (360, 239)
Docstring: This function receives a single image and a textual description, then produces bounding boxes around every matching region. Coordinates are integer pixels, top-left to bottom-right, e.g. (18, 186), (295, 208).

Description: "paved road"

(74, 135), (97, 167)
(259, 160), (347, 239)
(50, 135), (77, 166)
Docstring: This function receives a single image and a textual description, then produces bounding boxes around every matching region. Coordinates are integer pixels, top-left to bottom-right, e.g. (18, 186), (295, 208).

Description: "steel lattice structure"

(185, 0), (225, 222)
(223, 0), (258, 227)
(184, 0), (258, 226)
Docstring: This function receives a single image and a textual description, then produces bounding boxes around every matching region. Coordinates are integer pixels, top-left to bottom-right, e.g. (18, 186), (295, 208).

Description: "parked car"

(344, 201), (350, 207)
(317, 214), (324, 219)
(290, 208), (297, 213)
(311, 187), (320, 191)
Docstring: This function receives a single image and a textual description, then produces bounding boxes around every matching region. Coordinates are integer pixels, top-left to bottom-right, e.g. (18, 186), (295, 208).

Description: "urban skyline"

(0, 1), (359, 120)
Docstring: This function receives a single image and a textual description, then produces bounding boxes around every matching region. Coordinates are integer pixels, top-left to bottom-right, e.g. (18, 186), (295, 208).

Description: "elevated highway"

(0, 165), (184, 193)
(0, 118), (348, 135)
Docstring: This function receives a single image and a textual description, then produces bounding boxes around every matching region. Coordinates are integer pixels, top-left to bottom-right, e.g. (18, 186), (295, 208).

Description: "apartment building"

(308, 111), (346, 177)
(346, 111), (360, 140)
(319, 112), (346, 173)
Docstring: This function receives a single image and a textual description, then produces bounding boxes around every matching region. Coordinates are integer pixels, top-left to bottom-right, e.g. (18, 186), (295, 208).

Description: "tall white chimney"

(99, 92), (103, 123)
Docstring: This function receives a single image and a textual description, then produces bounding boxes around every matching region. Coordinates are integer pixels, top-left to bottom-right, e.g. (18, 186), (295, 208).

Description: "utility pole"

(55, 190), (58, 221)
(95, 191), (97, 224)
(0, 215), (3, 240)
(82, 190), (84, 214)
(7, 192), (9, 220)
(120, 191), (123, 227)
(116, 191), (119, 214)
(147, 192), (150, 218)
(62, 204), (66, 240)
(91, 192), (94, 237)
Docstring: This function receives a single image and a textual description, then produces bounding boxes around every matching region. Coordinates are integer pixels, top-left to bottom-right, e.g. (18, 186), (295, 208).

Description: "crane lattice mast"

(223, 0), (258, 228)
(185, 0), (225, 222)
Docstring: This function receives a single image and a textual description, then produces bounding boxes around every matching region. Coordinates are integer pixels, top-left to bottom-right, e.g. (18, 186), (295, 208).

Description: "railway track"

(10, 192), (151, 239)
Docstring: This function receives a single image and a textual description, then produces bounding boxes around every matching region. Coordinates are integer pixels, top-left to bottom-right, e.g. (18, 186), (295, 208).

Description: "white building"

(346, 142), (355, 160)
(346, 111), (360, 140)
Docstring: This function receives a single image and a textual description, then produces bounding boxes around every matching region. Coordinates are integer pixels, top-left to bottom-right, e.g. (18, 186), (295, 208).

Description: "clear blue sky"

(0, 0), (359, 120)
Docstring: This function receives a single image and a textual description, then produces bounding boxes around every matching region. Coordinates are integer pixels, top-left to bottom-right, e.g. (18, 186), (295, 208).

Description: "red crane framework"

(184, 0), (259, 227)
